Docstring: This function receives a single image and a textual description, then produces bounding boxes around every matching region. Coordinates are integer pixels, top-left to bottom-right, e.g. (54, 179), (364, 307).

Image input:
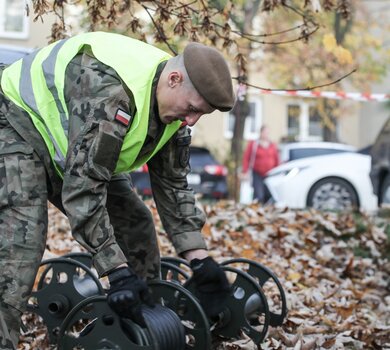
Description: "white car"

(279, 142), (357, 163)
(265, 152), (378, 211)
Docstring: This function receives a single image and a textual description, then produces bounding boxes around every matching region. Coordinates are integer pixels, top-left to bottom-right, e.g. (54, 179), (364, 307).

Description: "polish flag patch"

(114, 109), (132, 127)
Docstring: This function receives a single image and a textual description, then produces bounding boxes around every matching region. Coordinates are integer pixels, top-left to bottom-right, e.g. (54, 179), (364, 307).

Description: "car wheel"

(380, 173), (390, 205)
(307, 177), (359, 211)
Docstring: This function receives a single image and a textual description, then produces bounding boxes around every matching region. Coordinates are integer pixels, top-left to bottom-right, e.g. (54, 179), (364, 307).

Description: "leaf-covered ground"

(18, 201), (390, 349)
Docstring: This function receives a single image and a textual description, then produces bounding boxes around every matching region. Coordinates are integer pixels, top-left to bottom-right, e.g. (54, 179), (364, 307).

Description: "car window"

(189, 150), (217, 167)
(289, 148), (349, 160)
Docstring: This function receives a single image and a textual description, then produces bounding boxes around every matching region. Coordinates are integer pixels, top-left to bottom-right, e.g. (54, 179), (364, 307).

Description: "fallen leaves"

(18, 200), (390, 349)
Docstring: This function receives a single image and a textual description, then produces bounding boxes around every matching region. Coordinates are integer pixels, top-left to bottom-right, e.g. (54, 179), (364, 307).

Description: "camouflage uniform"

(0, 48), (207, 349)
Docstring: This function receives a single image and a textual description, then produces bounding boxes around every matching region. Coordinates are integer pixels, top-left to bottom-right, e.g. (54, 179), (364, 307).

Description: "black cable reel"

(28, 253), (205, 349)
(27, 254), (287, 349)
(159, 257), (287, 345)
(58, 294), (188, 350)
(26, 253), (104, 343)
(221, 258), (288, 327)
(182, 265), (270, 345)
(57, 280), (208, 350)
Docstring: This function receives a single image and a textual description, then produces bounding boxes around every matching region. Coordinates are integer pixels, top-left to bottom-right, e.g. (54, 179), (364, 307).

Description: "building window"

(287, 104), (300, 140)
(308, 105), (322, 138)
(224, 96), (263, 140)
(0, 0), (29, 39)
(287, 102), (324, 141)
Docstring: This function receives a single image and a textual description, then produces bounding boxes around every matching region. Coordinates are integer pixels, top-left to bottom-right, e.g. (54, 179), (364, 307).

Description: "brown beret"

(183, 42), (235, 112)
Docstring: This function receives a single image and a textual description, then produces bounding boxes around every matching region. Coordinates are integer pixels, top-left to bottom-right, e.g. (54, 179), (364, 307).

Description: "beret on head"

(183, 42), (235, 112)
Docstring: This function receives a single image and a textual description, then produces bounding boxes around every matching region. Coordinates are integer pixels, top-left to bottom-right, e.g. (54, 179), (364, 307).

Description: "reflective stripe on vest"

(1, 32), (181, 176)
(19, 39), (69, 170)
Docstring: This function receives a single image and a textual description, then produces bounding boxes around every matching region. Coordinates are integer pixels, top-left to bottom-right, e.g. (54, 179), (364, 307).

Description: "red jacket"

(242, 141), (279, 177)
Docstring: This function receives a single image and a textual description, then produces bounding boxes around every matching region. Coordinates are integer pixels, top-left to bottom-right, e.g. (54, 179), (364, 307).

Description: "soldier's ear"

(168, 71), (183, 88)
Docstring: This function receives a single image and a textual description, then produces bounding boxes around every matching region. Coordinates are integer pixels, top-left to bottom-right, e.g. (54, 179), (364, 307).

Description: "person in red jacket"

(242, 125), (279, 203)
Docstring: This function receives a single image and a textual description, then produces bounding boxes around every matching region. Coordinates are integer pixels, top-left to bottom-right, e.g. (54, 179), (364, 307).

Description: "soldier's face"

(157, 71), (214, 126)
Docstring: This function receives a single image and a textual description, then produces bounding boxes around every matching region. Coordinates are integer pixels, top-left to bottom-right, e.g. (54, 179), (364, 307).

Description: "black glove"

(107, 267), (154, 327)
(190, 257), (231, 320)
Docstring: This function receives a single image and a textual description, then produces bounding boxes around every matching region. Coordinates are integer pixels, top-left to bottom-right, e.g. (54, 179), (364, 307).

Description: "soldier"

(0, 32), (235, 349)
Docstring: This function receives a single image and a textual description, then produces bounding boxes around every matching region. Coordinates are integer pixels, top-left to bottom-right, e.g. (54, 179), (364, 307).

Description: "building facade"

(0, 0), (55, 48)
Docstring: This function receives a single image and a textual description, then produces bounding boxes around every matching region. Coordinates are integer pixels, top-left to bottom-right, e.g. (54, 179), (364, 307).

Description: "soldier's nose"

(185, 114), (201, 126)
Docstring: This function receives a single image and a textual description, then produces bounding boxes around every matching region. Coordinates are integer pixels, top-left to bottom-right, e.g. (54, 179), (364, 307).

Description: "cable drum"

(142, 304), (186, 350)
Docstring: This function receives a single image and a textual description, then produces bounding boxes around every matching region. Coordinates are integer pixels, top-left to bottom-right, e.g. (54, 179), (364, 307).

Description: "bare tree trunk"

(230, 95), (250, 201)
(227, 0), (261, 201)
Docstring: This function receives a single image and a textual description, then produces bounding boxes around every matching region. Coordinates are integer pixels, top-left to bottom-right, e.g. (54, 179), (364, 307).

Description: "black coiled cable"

(142, 304), (186, 350)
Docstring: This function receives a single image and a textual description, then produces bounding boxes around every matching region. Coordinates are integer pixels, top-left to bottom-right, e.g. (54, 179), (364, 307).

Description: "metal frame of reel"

(27, 254), (103, 343)
(221, 258), (288, 327)
(29, 254), (207, 350)
(57, 280), (210, 350)
(160, 257), (191, 284)
(183, 265), (270, 345)
(160, 256), (287, 345)
(27, 255), (286, 349)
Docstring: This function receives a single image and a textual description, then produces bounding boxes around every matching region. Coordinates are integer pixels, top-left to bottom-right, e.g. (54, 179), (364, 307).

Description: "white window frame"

(0, 0), (29, 40)
(287, 100), (323, 142)
(224, 95), (263, 140)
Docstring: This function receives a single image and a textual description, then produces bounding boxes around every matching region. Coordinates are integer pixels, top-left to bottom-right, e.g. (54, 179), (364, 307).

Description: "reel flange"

(27, 257), (104, 342)
(221, 258), (287, 326)
(61, 252), (94, 268)
(58, 281), (203, 350)
(160, 261), (190, 284)
(160, 257), (191, 284)
(185, 265), (270, 346)
(58, 295), (155, 350)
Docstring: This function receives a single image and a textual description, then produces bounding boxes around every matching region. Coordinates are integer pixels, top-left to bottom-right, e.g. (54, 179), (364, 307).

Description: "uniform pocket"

(87, 121), (124, 181)
(174, 189), (196, 216)
(0, 141), (34, 155)
(2, 151), (47, 207)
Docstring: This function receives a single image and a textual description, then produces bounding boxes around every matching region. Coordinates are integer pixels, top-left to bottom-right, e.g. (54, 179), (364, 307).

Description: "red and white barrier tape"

(257, 89), (390, 102)
(237, 85), (389, 102)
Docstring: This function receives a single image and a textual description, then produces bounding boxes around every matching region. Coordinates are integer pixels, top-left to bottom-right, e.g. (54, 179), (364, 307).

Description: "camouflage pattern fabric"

(62, 51), (207, 276)
(0, 95), (48, 350)
(0, 49), (208, 347)
(148, 125), (208, 255)
(62, 52), (134, 275)
(106, 174), (160, 279)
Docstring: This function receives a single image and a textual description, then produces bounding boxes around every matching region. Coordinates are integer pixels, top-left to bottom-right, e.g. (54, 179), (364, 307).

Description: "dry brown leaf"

(18, 201), (390, 350)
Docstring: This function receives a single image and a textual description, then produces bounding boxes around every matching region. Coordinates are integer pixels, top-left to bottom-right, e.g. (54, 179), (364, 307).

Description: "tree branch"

(141, 4), (178, 55)
(232, 68), (357, 91)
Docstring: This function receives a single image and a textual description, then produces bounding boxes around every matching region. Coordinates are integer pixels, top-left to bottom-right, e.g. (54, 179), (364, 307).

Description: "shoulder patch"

(114, 108), (133, 127)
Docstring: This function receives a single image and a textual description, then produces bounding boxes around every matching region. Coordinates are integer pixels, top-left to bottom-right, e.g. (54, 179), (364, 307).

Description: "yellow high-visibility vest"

(1, 32), (181, 176)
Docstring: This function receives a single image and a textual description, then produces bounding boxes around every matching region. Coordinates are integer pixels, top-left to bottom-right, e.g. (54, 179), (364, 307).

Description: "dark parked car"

(131, 146), (229, 199)
(370, 116), (390, 206)
(0, 44), (32, 65)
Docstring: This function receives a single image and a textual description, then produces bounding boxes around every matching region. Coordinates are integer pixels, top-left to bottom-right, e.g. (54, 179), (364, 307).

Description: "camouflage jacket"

(0, 50), (207, 276)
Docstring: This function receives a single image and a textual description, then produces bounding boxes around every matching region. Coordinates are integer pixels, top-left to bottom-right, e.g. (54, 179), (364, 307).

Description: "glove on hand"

(107, 267), (154, 327)
(190, 257), (231, 320)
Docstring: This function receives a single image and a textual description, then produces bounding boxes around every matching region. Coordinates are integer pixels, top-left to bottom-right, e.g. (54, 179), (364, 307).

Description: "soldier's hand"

(107, 266), (154, 327)
(190, 257), (231, 320)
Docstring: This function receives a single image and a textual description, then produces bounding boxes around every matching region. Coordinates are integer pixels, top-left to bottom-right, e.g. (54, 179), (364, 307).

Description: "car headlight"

(267, 166), (308, 178)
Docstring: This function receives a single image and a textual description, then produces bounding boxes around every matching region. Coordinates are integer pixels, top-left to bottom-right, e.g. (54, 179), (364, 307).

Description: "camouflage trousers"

(0, 129), (159, 349)
(0, 117), (48, 349)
